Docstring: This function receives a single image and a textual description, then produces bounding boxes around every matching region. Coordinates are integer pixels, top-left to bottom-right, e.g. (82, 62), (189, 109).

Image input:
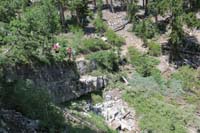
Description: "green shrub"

(93, 16), (107, 33)
(184, 12), (200, 28)
(128, 47), (160, 77)
(166, 79), (184, 97)
(123, 89), (187, 133)
(148, 41), (161, 56)
(87, 50), (119, 72)
(172, 66), (200, 93)
(0, 79), (65, 132)
(105, 29), (125, 47)
(91, 93), (103, 105)
(79, 38), (111, 54)
(69, 25), (84, 34)
(125, 73), (200, 132)
(85, 112), (117, 133)
(22, 1), (61, 35)
(133, 18), (158, 41)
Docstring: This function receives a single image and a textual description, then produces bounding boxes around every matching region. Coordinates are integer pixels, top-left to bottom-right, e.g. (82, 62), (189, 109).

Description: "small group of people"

(52, 43), (74, 61)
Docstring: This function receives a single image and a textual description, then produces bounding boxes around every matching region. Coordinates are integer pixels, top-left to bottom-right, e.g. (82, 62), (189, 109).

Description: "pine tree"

(66, 0), (89, 26)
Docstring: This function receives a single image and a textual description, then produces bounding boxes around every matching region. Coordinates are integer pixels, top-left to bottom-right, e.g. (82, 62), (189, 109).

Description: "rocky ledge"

(2, 61), (108, 103)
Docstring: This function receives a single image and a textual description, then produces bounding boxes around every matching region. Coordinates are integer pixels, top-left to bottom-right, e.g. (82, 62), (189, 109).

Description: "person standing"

(52, 43), (60, 53)
(67, 47), (72, 61)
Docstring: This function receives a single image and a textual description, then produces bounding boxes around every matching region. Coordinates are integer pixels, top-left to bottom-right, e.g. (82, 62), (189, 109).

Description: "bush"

(22, 0), (61, 35)
(122, 73), (195, 133)
(79, 38), (111, 54)
(87, 50), (119, 72)
(172, 66), (200, 93)
(133, 19), (158, 41)
(123, 89), (188, 133)
(91, 93), (103, 105)
(184, 12), (200, 28)
(0, 79), (65, 132)
(105, 29), (125, 47)
(147, 41), (161, 56)
(93, 16), (107, 33)
(128, 47), (160, 77)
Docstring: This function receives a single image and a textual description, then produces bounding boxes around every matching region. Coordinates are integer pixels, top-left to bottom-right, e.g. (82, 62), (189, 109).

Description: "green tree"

(127, 0), (138, 22)
(55, 0), (66, 30)
(22, 0), (60, 35)
(66, 0), (89, 26)
(169, 0), (184, 61)
(0, 0), (30, 23)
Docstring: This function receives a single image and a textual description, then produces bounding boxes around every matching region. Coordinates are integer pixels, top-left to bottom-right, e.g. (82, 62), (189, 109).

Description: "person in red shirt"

(67, 47), (72, 60)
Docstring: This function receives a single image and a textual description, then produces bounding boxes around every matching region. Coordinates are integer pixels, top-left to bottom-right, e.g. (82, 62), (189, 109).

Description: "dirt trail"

(116, 23), (146, 56)
(103, 10), (146, 56)
(102, 9), (175, 75)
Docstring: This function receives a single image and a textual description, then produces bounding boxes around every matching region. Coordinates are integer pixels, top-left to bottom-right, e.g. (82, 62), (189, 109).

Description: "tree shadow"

(157, 17), (170, 34)
(162, 33), (200, 68)
(83, 26), (96, 36)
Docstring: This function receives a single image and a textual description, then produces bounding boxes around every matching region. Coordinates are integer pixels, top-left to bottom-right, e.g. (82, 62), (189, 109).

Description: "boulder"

(76, 59), (97, 75)
(79, 75), (108, 93)
(76, 60), (89, 75)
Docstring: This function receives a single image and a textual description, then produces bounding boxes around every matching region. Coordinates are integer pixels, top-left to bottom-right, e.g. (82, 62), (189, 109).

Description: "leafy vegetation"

(147, 41), (162, 56)
(1, 0), (200, 132)
(93, 16), (107, 33)
(0, 79), (65, 132)
(84, 112), (117, 133)
(79, 38), (111, 54)
(105, 29), (125, 47)
(133, 19), (158, 45)
(128, 47), (160, 77)
(172, 66), (200, 94)
(123, 73), (199, 133)
(124, 89), (187, 133)
(87, 50), (119, 72)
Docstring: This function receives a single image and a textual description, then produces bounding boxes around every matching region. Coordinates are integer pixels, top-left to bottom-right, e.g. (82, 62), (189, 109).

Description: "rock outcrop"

(0, 109), (39, 133)
(2, 61), (107, 103)
(80, 75), (108, 93)
(76, 59), (97, 75)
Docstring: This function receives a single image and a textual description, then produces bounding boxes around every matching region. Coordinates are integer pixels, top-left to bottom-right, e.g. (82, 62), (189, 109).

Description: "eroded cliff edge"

(1, 61), (107, 103)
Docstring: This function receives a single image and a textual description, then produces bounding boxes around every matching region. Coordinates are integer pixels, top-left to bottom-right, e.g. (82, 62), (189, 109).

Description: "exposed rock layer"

(2, 62), (107, 103)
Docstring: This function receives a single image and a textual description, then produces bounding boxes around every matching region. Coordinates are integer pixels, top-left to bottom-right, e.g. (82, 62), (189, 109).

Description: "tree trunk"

(110, 0), (115, 13)
(106, 0), (109, 5)
(76, 10), (81, 25)
(93, 0), (97, 8)
(145, 0), (148, 16)
(142, 0), (145, 8)
(59, 3), (65, 30)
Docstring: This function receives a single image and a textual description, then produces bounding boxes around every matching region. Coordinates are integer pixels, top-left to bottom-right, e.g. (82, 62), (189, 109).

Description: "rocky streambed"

(64, 89), (140, 133)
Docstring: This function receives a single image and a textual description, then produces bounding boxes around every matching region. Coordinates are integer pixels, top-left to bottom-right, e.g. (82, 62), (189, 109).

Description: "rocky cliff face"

(2, 61), (107, 103)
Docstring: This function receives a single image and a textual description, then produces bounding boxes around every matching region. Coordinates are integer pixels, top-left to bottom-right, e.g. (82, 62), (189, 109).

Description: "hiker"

(52, 43), (60, 53)
(72, 48), (76, 61)
(67, 47), (72, 60)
